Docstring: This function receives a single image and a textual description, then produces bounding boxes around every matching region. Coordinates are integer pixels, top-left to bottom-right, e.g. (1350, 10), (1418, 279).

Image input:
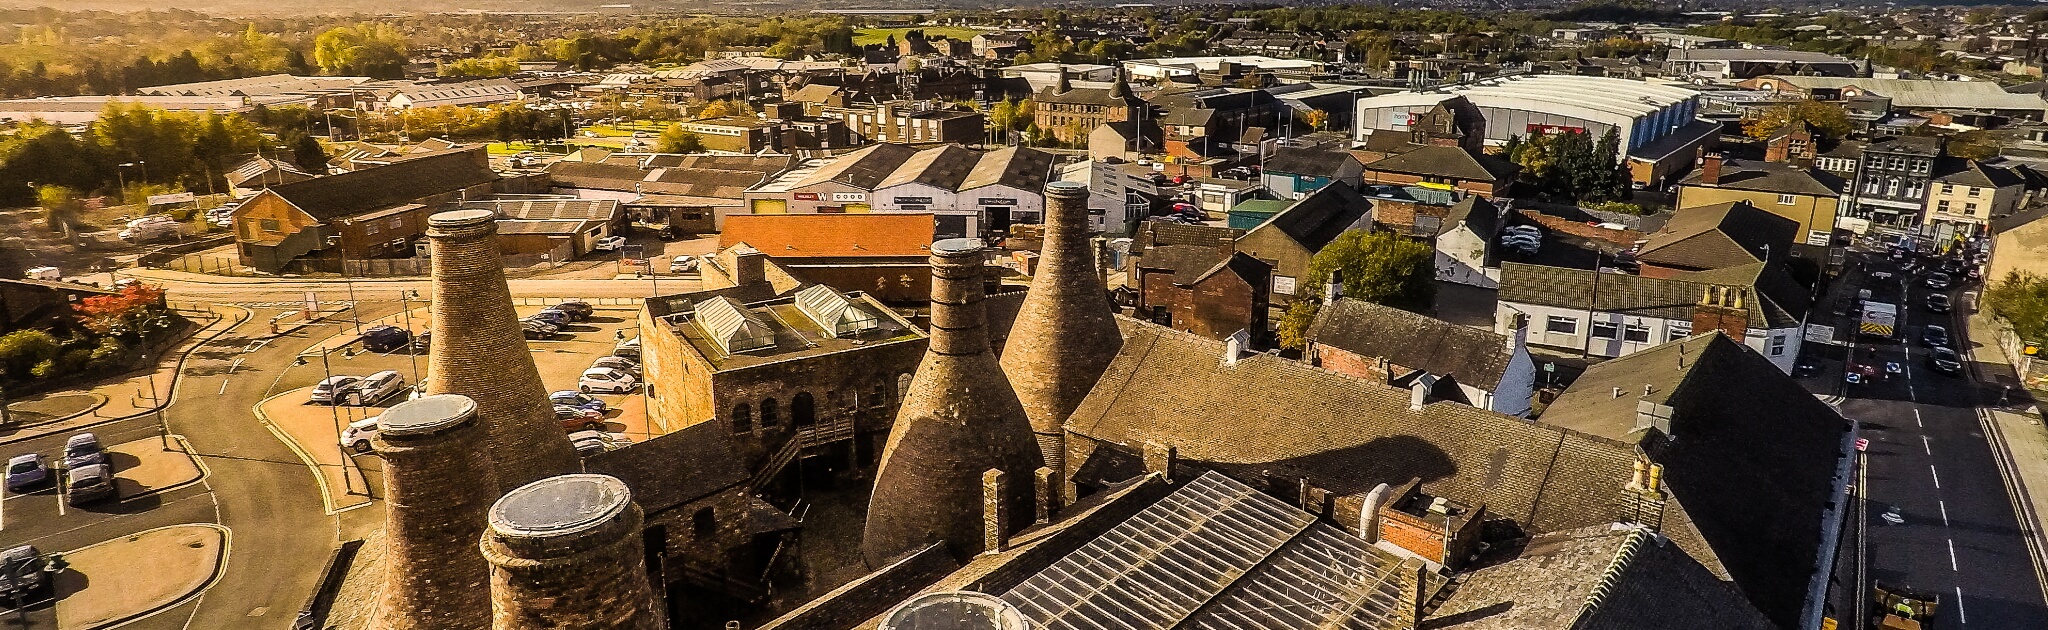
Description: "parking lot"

(258, 301), (651, 510)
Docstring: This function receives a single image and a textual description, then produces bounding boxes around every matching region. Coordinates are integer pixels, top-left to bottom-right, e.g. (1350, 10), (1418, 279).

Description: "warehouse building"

(1353, 75), (1715, 188)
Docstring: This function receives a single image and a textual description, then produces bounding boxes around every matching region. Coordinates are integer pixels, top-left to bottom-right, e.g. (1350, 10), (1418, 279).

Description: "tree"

(0, 329), (58, 380)
(1277, 230), (1436, 348)
(288, 132), (326, 174)
(74, 283), (167, 339)
(313, 24), (409, 78)
(1303, 109), (1330, 131)
(658, 124), (705, 153)
(695, 99), (750, 119)
(1743, 101), (1853, 142)
(36, 185), (83, 232)
(1985, 271), (2048, 344)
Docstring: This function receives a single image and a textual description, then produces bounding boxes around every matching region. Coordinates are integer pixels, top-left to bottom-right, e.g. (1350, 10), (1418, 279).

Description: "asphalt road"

(114, 269), (698, 304)
(1838, 247), (2048, 629)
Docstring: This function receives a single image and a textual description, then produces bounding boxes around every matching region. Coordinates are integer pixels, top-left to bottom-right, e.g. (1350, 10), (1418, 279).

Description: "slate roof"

(547, 160), (769, 199)
(797, 143), (923, 190)
(1935, 160), (2026, 188)
(1365, 145), (1519, 182)
(1679, 159), (1844, 197)
(1067, 318), (1664, 546)
(877, 145), (979, 190)
(468, 199), (619, 221)
(267, 147), (497, 221)
(1263, 147), (1361, 178)
(1246, 183), (1371, 251)
(1439, 196), (1499, 238)
(1536, 332), (1849, 626)
(1306, 298), (1512, 387)
(583, 419), (747, 512)
(718, 214), (935, 258)
(1496, 262), (1808, 328)
(959, 146), (1055, 193)
(1636, 201), (1798, 271)
(1430, 524), (1775, 630)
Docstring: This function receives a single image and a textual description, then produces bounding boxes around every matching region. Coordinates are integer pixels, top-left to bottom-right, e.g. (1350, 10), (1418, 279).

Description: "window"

(1768, 335), (1787, 356)
(1623, 324), (1652, 343)
(260, 219), (282, 232)
(732, 403), (752, 433)
(1967, 187), (1981, 198)
(389, 216), (403, 229)
(1938, 200), (1951, 213)
(761, 398), (779, 426)
(1965, 202), (1978, 214)
(1545, 316), (1578, 335)
(1591, 321), (1620, 339)
(1942, 184), (1954, 194)
(1668, 323), (1693, 341)
(692, 508), (714, 537)
(366, 222), (380, 235)
(1777, 194), (1796, 205)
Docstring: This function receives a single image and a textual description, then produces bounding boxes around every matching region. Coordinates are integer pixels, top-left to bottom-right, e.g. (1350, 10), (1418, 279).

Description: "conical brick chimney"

(372, 394), (496, 630)
(863, 238), (1045, 567)
(1000, 181), (1122, 479)
(425, 210), (578, 492)
(482, 474), (667, 630)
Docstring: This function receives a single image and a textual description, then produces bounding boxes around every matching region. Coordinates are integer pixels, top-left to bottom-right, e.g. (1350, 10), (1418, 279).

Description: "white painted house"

(1494, 261), (1811, 374)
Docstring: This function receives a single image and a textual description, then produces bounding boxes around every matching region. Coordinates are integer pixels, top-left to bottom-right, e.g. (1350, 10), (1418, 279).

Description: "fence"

(344, 258), (433, 277)
(161, 251), (262, 276)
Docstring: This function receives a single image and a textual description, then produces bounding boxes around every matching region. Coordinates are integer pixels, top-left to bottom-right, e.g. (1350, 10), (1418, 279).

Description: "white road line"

(1950, 539), (1960, 571)
(1932, 465), (1942, 489)
(217, 377), (230, 395)
(1956, 587), (1968, 624)
(1915, 408), (1923, 428)
(1941, 500), (1951, 526)
(1923, 435), (1933, 455)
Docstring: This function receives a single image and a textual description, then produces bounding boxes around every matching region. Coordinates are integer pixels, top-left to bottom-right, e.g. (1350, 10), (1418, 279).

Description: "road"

(1836, 244), (2048, 629)
(113, 269), (698, 304)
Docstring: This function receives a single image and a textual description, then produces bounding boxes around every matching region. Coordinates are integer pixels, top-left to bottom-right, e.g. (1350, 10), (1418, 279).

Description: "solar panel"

(1000, 472), (1315, 630)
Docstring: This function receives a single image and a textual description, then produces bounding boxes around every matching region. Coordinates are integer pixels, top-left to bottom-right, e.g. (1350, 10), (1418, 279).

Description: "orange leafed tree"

(74, 284), (165, 335)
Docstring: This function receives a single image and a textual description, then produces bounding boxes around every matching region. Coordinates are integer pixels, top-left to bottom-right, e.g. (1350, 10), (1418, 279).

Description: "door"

(935, 214), (970, 239)
(751, 199), (787, 214)
(985, 207), (1012, 234)
(844, 203), (871, 213)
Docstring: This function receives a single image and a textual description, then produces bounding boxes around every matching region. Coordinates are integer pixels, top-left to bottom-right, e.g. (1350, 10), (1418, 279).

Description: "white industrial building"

(1352, 75), (1703, 154)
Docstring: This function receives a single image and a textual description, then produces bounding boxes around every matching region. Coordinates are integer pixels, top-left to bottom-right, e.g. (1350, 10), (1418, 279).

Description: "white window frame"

(1591, 321), (1621, 340)
(1545, 315), (1579, 335)
(1777, 193), (1796, 205)
(1623, 323), (1653, 343)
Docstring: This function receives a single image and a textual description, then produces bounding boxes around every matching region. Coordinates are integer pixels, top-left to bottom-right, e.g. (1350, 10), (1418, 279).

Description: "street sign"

(146, 192), (195, 206)
(1803, 324), (1836, 344)
(1543, 362), (1556, 372)
(1855, 438), (1869, 452)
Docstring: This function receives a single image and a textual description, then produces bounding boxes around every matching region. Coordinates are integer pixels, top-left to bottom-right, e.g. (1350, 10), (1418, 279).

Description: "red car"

(554, 405), (606, 431)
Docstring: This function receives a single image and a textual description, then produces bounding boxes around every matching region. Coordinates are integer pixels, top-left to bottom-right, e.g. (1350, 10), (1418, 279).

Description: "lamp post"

(320, 350), (360, 496)
(399, 289), (421, 384)
(142, 351), (169, 450)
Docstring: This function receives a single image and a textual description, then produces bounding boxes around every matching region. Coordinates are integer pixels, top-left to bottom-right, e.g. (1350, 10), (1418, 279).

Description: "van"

(24, 267), (59, 281)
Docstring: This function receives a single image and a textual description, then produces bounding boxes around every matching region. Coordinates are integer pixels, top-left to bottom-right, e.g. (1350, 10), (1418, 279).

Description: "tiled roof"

(1440, 196), (1499, 238)
(268, 147), (497, 221)
(582, 419), (746, 512)
(1935, 160), (2026, 188)
(1365, 145), (1519, 182)
(1537, 332), (1849, 626)
(718, 214), (935, 258)
(1496, 262), (1808, 328)
(959, 146), (1055, 193)
(1263, 147), (1361, 178)
(1679, 159), (1844, 197)
(1307, 298), (1512, 387)
(1636, 201), (1798, 271)
(797, 143), (923, 190)
(877, 145), (979, 190)
(1430, 524), (1775, 630)
(1247, 183), (1372, 251)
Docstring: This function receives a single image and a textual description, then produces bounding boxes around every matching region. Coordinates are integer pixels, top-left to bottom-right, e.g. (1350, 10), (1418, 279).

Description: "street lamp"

(116, 162), (141, 201)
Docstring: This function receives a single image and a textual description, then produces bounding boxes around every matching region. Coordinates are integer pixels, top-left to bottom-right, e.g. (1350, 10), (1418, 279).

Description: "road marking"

(1950, 538), (1960, 571)
(1956, 587), (1968, 624)
(1915, 408), (1923, 428)
(1931, 465), (1942, 489)
(217, 377), (230, 395)
(1923, 435), (1932, 455)
(1941, 500), (1951, 526)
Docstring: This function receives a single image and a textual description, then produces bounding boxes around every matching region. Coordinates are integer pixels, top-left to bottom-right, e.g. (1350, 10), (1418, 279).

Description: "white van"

(24, 267), (59, 281)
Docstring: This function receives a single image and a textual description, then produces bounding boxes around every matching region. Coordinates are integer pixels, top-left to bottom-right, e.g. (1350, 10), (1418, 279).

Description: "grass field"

(852, 26), (988, 46)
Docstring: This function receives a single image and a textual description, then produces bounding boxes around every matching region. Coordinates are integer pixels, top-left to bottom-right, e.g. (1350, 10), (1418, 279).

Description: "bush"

(0, 329), (59, 379)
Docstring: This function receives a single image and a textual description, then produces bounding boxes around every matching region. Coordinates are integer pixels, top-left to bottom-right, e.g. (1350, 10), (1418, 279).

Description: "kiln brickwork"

(425, 210), (579, 492)
(863, 238), (1045, 567)
(372, 395), (497, 630)
(482, 474), (667, 630)
(999, 181), (1123, 478)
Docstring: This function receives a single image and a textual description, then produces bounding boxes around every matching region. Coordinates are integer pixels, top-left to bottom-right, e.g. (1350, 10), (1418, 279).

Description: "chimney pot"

(483, 474), (667, 630)
(1142, 441), (1175, 481)
(983, 469), (1010, 554)
(1701, 152), (1724, 185)
(1409, 380), (1430, 411)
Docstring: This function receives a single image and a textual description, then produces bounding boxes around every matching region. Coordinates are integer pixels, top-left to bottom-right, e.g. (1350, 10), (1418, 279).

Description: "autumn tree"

(36, 185), (83, 232)
(313, 23), (409, 78)
(1985, 271), (2048, 344)
(658, 124), (705, 153)
(1303, 109), (1330, 131)
(74, 283), (168, 339)
(1743, 100), (1854, 142)
(1276, 230), (1436, 348)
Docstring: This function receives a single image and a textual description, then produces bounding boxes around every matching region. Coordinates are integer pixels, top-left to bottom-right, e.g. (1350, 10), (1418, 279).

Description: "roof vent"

(880, 591), (1029, 630)
(795, 284), (880, 338)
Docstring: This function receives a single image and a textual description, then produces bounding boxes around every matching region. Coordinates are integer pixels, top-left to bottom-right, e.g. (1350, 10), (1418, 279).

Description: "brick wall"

(1378, 508), (1448, 563)
(1310, 344), (1383, 383)
(483, 481), (667, 630)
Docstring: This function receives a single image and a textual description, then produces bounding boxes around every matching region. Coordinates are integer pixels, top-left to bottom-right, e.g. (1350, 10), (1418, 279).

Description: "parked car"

(591, 356), (641, 378)
(522, 320), (560, 339)
(550, 391), (608, 412)
(358, 325), (412, 353)
(1925, 293), (1952, 313)
(1502, 225), (1542, 239)
(1921, 325), (1950, 348)
(65, 464), (115, 505)
(62, 433), (105, 469)
(578, 367), (637, 394)
(568, 430), (632, 457)
(346, 370), (406, 406)
(594, 236), (628, 251)
(5, 454), (47, 491)
(669, 256), (699, 273)
(613, 336), (640, 359)
(340, 417), (380, 454)
(555, 405), (606, 431)
(551, 301), (594, 322)
(23, 266), (59, 281)
(309, 376), (361, 405)
(527, 309), (571, 327)
(1925, 272), (1952, 290)
(410, 330), (432, 352)
(1928, 346), (1964, 375)
(0, 545), (45, 593)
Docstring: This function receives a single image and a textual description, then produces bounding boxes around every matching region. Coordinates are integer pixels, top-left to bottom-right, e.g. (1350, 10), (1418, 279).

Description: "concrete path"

(53, 524), (225, 630)
(104, 437), (204, 499)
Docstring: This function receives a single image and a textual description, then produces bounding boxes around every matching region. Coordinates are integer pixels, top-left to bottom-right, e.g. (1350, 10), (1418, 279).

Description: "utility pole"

(1579, 251), (1604, 360)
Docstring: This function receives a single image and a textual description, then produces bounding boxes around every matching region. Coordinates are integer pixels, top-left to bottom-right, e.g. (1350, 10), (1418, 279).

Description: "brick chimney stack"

(1000, 181), (1123, 478)
(373, 395), (496, 630)
(863, 238), (1045, 567)
(1700, 152), (1725, 185)
(425, 210), (579, 492)
(482, 474), (667, 630)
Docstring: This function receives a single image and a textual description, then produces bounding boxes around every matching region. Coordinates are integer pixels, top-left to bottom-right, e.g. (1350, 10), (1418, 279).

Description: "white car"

(578, 367), (637, 394)
(340, 417), (380, 453)
(345, 370), (406, 406)
(309, 376), (360, 405)
(591, 356), (641, 378)
(669, 256), (699, 273)
(594, 236), (627, 252)
(1502, 225), (1541, 239)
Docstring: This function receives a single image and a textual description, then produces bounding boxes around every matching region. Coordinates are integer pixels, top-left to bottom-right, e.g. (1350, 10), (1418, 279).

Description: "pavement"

(53, 524), (225, 630)
(1823, 243), (2048, 629)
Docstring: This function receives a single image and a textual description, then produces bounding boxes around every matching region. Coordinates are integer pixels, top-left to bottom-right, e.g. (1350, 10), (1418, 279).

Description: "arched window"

(793, 392), (816, 426)
(897, 373), (913, 399)
(732, 403), (752, 433)
(761, 398), (780, 426)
